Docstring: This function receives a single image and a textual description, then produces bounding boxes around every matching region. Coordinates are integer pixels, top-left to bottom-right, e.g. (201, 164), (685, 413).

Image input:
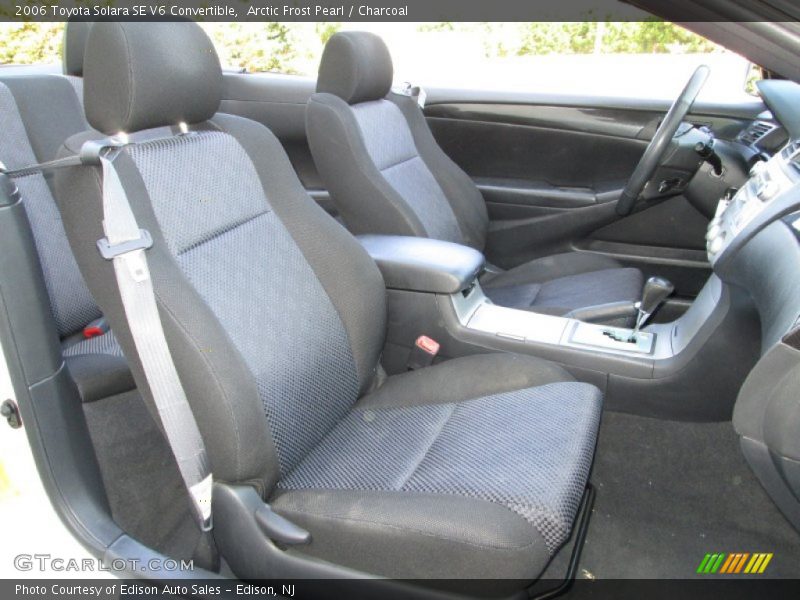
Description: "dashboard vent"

(782, 140), (800, 159)
(738, 121), (775, 146)
(785, 141), (800, 174)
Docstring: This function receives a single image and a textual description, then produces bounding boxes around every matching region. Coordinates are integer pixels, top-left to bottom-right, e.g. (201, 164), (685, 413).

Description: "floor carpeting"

(572, 411), (800, 580)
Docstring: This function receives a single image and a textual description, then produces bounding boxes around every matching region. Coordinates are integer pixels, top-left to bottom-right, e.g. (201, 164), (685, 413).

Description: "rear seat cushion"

(63, 332), (133, 404)
(62, 330), (123, 358)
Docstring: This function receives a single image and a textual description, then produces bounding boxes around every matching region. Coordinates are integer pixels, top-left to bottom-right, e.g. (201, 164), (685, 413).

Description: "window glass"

(203, 21), (753, 102)
(199, 23), (336, 75)
(0, 21), (755, 101)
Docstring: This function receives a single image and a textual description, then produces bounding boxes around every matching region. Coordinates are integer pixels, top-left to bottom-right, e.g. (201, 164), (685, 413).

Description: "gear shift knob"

(630, 276), (674, 341)
(639, 276), (675, 316)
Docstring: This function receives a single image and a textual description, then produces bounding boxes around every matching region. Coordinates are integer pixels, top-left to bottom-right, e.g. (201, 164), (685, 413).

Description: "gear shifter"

(629, 276), (674, 342)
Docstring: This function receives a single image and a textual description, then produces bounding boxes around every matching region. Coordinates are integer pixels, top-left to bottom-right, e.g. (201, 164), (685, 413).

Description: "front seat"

(55, 22), (603, 587)
(306, 31), (644, 325)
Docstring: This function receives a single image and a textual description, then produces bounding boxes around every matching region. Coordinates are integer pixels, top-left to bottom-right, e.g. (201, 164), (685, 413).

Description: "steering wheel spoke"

(616, 65), (711, 216)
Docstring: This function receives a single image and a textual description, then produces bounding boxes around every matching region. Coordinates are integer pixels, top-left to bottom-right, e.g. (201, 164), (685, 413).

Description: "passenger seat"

(55, 22), (604, 585)
(306, 32), (644, 325)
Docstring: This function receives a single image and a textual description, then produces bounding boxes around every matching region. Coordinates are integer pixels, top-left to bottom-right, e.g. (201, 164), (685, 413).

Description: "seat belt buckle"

(83, 317), (110, 339)
(407, 335), (440, 370)
(97, 229), (153, 260)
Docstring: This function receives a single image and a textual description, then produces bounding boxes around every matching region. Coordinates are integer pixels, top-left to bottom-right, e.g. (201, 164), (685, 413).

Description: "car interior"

(0, 17), (799, 597)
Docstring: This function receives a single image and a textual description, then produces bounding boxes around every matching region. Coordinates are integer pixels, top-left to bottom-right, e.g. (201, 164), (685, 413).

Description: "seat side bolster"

(306, 93), (429, 239)
(65, 354), (135, 404)
(388, 93), (490, 251)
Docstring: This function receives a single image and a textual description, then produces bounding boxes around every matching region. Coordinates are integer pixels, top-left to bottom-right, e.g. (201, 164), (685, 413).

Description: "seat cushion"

(483, 252), (643, 323)
(61, 332), (137, 403)
(62, 330), (123, 358)
(272, 354), (602, 581)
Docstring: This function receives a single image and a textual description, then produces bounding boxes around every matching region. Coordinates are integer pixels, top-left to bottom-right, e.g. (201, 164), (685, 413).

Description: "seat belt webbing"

(98, 154), (212, 531)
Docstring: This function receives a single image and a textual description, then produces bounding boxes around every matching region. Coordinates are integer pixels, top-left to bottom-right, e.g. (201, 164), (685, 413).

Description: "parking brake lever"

(629, 276), (674, 342)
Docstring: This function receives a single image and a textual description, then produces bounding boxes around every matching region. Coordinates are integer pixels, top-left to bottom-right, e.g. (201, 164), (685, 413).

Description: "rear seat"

(0, 26), (217, 565)
(0, 23), (129, 400)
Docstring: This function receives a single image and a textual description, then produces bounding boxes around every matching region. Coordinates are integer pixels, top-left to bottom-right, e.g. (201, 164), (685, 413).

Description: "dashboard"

(705, 79), (800, 269)
(706, 138), (800, 265)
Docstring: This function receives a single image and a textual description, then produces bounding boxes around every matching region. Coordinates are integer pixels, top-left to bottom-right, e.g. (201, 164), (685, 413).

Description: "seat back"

(55, 22), (387, 492)
(0, 77), (100, 339)
(0, 20), (94, 337)
(306, 31), (489, 250)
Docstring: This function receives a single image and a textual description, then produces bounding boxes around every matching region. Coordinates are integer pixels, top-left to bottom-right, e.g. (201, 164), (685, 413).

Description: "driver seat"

(306, 32), (644, 324)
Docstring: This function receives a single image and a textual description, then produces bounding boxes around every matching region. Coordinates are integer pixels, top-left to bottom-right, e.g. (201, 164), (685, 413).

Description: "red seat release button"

(415, 335), (440, 355)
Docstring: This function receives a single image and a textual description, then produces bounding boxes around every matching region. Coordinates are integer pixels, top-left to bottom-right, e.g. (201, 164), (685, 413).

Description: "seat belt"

(2, 140), (214, 532)
(393, 81), (427, 108)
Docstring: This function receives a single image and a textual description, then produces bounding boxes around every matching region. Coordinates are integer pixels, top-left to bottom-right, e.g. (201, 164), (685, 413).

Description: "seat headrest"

(63, 21), (92, 77)
(83, 21), (222, 135)
(316, 31), (393, 105)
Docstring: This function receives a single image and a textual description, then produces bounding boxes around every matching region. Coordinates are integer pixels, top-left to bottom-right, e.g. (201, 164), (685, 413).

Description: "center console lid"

(358, 235), (485, 294)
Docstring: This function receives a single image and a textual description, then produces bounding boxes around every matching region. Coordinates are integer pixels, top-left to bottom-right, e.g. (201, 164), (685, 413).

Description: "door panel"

(423, 91), (766, 297)
(218, 70), (766, 298)
(427, 113), (649, 190)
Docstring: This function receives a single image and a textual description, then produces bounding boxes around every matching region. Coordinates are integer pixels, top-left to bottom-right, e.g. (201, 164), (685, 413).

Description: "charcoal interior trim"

(427, 116), (647, 189)
(424, 89), (767, 121)
(425, 102), (663, 140)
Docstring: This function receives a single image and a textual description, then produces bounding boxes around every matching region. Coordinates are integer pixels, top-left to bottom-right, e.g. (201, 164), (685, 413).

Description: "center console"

(358, 137), (800, 515)
(360, 232), (760, 420)
(449, 277), (715, 374)
(359, 137), (800, 419)
(454, 287), (656, 356)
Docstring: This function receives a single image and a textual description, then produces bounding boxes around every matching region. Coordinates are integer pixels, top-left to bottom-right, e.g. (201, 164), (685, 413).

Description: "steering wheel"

(616, 65), (711, 216)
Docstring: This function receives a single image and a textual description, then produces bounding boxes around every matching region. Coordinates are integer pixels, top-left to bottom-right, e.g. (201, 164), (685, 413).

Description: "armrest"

(358, 235), (485, 294)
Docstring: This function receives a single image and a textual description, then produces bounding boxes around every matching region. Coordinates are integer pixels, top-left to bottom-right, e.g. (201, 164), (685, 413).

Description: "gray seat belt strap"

(2, 155), (84, 178)
(3, 142), (214, 531)
(93, 147), (213, 532)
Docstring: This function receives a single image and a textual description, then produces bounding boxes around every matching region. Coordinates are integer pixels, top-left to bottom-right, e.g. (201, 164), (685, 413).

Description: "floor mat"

(576, 411), (800, 580)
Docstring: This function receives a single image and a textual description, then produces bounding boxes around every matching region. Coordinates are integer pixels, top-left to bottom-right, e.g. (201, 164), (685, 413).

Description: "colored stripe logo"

(697, 552), (773, 574)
